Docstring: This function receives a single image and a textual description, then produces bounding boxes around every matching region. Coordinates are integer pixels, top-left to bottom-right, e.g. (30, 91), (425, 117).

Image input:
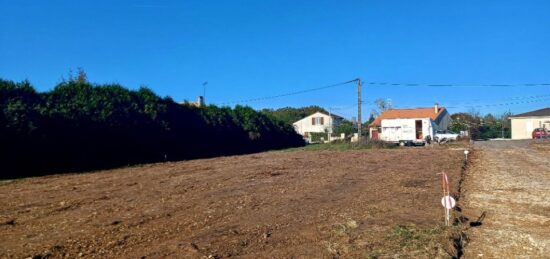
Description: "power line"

(215, 78), (548, 106)
(379, 94), (550, 108)
(217, 79), (358, 105)
(445, 97), (550, 109)
(439, 94), (550, 106)
(388, 97), (550, 109)
(365, 82), (550, 88)
(330, 95), (549, 114)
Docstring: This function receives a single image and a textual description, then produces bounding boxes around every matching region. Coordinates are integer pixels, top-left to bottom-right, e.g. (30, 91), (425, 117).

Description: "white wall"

(511, 117), (550, 139)
(292, 112), (340, 137)
(380, 118), (433, 142)
(377, 110), (451, 142)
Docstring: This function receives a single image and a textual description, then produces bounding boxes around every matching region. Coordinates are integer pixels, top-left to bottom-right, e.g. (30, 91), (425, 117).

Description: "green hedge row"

(0, 78), (304, 178)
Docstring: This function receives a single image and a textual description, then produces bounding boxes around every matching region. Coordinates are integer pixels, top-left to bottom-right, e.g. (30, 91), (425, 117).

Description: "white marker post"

(464, 150), (469, 160)
(439, 172), (455, 226)
(441, 195), (456, 226)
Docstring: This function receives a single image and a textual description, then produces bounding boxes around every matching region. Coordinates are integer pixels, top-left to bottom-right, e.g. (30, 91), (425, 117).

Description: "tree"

(449, 113), (474, 133)
(0, 77), (304, 179)
(371, 98), (392, 117)
(450, 111), (512, 139)
(334, 121), (355, 135)
(261, 106), (328, 125)
(0, 79), (41, 134)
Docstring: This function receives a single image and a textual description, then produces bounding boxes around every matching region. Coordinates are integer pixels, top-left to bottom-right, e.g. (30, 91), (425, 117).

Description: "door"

(415, 120), (423, 140)
(371, 130), (379, 139)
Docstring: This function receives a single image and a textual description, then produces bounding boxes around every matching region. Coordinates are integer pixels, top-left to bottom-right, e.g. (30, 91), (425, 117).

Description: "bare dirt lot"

(0, 148), (465, 258)
(462, 140), (550, 258)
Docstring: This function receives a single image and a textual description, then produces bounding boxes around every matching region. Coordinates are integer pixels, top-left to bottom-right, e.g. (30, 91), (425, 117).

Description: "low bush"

(290, 137), (395, 151)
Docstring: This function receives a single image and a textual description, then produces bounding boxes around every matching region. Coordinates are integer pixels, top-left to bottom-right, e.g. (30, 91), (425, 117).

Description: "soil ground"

(0, 147), (465, 258)
(461, 139), (550, 258)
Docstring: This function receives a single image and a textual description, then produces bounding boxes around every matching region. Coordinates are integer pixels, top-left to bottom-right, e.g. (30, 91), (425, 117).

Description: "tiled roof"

(293, 111), (345, 124)
(317, 111), (344, 120)
(369, 107), (446, 127)
(509, 107), (550, 118)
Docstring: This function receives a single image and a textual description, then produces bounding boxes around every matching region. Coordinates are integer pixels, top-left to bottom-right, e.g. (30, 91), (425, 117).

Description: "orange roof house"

(368, 104), (452, 143)
(369, 104), (448, 127)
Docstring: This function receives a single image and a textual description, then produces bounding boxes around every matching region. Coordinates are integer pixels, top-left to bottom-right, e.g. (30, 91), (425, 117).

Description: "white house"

(369, 104), (451, 144)
(509, 108), (550, 139)
(292, 111), (344, 141)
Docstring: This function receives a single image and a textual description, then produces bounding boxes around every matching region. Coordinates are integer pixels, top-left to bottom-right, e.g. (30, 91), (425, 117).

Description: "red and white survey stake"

(439, 172), (455, 226)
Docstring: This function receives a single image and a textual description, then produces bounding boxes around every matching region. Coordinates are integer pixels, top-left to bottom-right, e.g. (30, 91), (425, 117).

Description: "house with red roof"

(369, 104), (451, 145)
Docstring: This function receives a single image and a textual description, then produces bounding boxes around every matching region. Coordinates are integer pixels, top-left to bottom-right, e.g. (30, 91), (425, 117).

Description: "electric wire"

(365, 82), (550, 88)
(218, 78), (358, 105)
(213, 78), (548, 117)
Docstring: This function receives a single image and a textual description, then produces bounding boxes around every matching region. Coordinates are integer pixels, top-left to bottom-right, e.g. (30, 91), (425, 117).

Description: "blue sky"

(1, 0), (549, 119)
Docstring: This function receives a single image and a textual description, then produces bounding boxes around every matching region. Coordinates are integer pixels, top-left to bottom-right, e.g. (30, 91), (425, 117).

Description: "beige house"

(292, 111), (344, 141)
(509, 108), (550, 139)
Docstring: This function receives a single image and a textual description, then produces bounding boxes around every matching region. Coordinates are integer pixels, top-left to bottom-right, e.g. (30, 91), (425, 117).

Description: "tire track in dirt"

(462, 140), (550, 258)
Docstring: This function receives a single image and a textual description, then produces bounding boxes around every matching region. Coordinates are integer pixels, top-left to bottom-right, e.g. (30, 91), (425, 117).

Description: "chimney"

(434, 103), (439, 114)
(196, 96), (204, 107)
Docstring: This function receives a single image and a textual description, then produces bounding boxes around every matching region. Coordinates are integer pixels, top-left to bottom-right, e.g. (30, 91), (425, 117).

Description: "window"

(312, 117), (324, 125)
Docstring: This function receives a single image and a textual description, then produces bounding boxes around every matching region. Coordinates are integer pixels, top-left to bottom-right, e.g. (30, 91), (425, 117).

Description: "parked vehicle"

(434, 130), (459, 143)
(380, 119), (432, 146)
(532, 128), (549, 139)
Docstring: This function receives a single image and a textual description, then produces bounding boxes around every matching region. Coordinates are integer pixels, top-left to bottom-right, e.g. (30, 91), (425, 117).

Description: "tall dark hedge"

(0, 79), (304, 179)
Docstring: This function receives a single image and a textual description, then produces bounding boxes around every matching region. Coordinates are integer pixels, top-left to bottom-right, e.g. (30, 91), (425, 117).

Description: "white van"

(380, 118), (435, 146)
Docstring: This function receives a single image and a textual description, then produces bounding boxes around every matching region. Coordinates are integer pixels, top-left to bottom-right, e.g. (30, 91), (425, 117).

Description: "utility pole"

(357, 78), (362, 140)
(328, 108), (332, 142)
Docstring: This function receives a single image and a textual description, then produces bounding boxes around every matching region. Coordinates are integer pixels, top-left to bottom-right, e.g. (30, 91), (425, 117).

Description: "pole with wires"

(357, 78), (362, 140)
(328, 108), (332, 142)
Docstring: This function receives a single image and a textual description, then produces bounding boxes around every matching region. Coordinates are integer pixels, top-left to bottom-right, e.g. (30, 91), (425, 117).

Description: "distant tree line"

(450, 111), (512, 139)
(262, 105), (375, 137)
(260, 101), (513, 140)
(261, 106), (328, 126)
(0, 76), (304, 179)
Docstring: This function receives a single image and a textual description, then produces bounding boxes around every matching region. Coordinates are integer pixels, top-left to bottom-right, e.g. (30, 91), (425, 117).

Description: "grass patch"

(324, 223), (460, 258)
(0, 178), (28, 186)
(384, 224), (460, 258)
(286, 139), (396, 151)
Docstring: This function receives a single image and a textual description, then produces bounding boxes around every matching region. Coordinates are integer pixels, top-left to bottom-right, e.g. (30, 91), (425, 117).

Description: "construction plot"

(1, 148), (465, 258)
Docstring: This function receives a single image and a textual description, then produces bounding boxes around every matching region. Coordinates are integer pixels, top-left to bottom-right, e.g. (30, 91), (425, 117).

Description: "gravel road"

(462, 140), (550, 258)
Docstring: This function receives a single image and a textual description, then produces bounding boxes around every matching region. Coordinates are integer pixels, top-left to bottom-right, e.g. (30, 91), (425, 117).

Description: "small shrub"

(353, 138), (395, 149)
(310, 132), (328, 142)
